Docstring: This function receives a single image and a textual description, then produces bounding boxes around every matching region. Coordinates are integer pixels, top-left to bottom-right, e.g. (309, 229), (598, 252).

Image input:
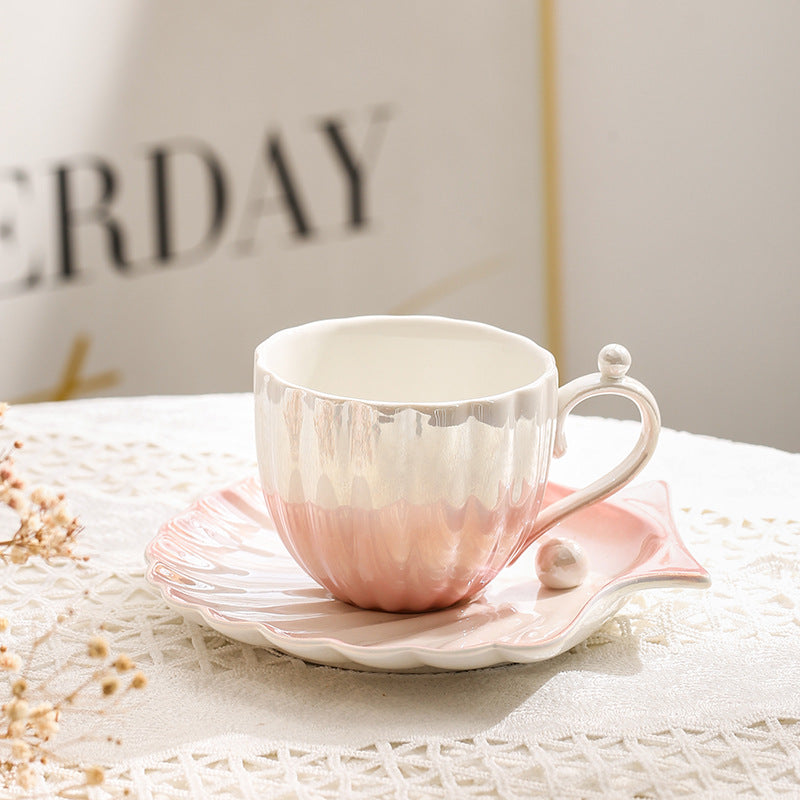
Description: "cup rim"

(254, 314), (557, 409)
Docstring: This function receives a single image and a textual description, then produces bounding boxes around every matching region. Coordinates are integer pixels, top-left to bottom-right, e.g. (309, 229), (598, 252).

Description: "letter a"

(236, 134), (314, 254)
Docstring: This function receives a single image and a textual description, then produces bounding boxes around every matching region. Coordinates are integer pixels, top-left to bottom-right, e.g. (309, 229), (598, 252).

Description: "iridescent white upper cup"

(255, 315), (660, 612)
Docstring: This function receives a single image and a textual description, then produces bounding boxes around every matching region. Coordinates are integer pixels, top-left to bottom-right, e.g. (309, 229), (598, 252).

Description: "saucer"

(145, 479), (710, 672)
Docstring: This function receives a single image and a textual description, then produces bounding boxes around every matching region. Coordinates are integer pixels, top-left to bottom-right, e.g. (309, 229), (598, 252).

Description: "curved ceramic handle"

(531, 344), (661, 538)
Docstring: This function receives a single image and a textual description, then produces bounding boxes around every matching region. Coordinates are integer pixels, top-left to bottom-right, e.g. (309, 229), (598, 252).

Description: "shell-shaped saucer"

(145, 479), (710, 672)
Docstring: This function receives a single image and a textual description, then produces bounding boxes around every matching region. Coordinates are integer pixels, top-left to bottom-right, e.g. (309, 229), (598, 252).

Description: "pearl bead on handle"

(597, 343), (632, 379)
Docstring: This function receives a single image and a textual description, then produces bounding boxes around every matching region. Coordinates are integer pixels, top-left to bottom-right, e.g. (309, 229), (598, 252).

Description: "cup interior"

(256, 316), (554, 404)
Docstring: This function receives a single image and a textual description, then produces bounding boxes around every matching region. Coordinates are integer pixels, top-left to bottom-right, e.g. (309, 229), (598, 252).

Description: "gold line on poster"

(390, 257), (509, 315)
(13, 335), (120, 404)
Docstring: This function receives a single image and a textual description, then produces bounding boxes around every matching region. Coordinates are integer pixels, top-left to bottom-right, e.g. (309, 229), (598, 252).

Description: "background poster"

(0, 1), (544, 399)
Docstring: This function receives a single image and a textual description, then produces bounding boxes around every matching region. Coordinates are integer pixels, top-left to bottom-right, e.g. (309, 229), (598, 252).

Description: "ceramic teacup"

(254, 315), (660, 612)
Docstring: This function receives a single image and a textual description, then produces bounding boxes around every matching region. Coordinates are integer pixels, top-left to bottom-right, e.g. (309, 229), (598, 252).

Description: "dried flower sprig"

(1, 615), (147, 791)
(0, 402), (84, 565)
(0, 402), (146, 793)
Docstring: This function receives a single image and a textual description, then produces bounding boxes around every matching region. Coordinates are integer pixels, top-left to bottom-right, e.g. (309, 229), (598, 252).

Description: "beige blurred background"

(1, 1), (798, 452)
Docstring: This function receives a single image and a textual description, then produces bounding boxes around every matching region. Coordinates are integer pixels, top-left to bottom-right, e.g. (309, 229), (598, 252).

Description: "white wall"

(557, 1), (800, 451)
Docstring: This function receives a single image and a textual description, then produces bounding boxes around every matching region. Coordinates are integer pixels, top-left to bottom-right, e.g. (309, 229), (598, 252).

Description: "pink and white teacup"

(254, 315), (660, 613)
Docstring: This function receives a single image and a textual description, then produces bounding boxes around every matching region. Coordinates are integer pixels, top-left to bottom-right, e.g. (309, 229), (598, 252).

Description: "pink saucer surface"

(145, 479), (710, 672)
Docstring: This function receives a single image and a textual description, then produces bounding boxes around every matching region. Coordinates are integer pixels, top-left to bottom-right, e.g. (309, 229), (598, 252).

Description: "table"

(2, 395), (799, 798)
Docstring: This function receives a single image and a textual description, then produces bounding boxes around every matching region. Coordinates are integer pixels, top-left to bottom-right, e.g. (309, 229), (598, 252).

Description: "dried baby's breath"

(113, 653), (134, 673)
(0, 652), (21, 673)
(88, 636), (109, 660)
(130, 671), (147, 690)
(0, 402), (147, 792)
(84, 765), (104, 786)
(1, 614), (148, 791)
(0, 404), (84, 566)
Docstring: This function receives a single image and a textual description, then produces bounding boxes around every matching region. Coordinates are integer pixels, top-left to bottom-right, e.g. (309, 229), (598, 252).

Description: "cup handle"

(529, 344), (661, 540)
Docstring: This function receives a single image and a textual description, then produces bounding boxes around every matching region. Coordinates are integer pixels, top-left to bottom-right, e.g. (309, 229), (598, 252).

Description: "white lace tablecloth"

(2, 395), (799, 799)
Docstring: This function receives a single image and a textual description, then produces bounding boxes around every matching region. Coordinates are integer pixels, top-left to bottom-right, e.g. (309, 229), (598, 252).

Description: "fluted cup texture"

(255, 316), (558, 612)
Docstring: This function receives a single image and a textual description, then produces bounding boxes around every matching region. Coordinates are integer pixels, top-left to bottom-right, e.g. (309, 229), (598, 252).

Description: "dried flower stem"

(0, 403), (84, 565)
(1, 402), (146, 793)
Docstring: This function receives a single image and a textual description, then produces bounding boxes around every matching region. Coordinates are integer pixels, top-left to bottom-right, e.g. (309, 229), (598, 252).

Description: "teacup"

(254, 315), (660, 612)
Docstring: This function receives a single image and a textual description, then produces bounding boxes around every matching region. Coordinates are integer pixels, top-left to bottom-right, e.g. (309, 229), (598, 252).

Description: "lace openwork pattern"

(2, 397), (799, 798)
(2, 723), (799, 799)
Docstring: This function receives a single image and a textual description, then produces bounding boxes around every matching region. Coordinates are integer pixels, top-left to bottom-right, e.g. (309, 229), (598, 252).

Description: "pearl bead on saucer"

(535, 537), (589, 590)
